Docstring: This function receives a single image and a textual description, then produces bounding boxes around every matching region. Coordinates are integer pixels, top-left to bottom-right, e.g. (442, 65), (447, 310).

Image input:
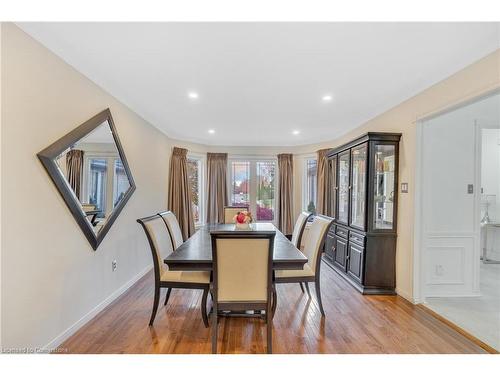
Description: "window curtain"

(316, 148), (331, 215)
(206, 153), (228, 224)
(66, 149), (84, 199)
(277, 153), (294, 235)
(168, 147), (195, 240)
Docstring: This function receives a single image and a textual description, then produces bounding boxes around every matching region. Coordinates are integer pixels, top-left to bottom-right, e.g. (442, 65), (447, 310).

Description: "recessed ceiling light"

(188, 92), (199, 99)
(322, 94), (333, 102)
(208, 129), (215, 134)
(292, 130), (300, 135)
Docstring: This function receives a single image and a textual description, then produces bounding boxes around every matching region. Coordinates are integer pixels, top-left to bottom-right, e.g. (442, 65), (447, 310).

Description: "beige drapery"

(316, 148), (331, 215)
(168, 147), (195, 240)
(206, 153), (228, 224)
(66, 149), (84, 199)
(277, 154), (294, 235)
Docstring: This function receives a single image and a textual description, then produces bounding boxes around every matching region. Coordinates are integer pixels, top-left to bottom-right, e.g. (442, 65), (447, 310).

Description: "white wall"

(1, 23), (172, 350)
(420, 100), (481, 297)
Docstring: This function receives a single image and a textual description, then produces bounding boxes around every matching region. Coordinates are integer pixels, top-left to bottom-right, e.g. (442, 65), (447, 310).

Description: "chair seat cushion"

(161, 270), (210, 284)
(275, 264), (315, 279)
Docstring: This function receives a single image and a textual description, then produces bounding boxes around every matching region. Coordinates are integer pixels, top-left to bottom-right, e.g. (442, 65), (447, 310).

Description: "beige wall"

(1, 24), (172, 349)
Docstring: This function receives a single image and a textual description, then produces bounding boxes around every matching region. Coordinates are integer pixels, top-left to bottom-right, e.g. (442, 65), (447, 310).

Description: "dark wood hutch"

(323, 132), (402, 294)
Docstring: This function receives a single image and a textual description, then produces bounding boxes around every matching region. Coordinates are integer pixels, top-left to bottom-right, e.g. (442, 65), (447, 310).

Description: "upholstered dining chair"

(290, 211), (313, 293)
(223, 205), (249, 224)
(137, 214), (210, 327)
(274, 215), (334, 316)
(158, 211), (184, 250)
(291, 211), (313, 249)
(210, 231), (276, 354)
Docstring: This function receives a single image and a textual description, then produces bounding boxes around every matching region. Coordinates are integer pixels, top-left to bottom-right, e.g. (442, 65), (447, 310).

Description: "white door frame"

(413, 90), (499, 304)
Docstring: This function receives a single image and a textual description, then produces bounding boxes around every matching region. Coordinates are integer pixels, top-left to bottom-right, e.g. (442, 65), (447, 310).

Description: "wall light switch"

(112, 260), (117, 272)
(467, 184), (474, 194)
(401, 183), (408, 193)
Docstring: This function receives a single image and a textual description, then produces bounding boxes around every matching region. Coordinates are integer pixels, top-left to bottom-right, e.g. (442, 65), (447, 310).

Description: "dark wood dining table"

(164, 222), (307, 271)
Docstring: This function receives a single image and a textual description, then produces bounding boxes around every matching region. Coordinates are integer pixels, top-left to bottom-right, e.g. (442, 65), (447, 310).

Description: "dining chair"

(210, 231), (276, 354)
(274, 215), (334, 316)
(137, 214), (210, 327)
(290, 211), (313, 293)
(291, 211), (313, 249)
(158, 211), (184, 250)
(223, 205), (249, 224)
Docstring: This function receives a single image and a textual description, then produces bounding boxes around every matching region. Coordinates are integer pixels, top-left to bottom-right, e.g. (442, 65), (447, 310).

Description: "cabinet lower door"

(324, 232), (336, 261)
(347, 243), (364, 283)
(333, 236), (348, 271)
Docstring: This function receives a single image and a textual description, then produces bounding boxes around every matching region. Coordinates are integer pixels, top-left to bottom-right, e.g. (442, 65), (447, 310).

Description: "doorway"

(415, 92), (500, 351)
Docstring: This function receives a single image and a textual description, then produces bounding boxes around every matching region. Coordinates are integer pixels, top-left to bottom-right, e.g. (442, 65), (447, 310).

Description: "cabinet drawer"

(335, 226), (348, 238)
(349, 232), (365, 246)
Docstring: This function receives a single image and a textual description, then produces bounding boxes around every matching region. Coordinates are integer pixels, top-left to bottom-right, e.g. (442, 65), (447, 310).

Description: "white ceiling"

(18, 22), (500, 146)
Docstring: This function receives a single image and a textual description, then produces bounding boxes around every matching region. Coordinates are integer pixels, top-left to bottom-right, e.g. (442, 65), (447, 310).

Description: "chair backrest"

(137, 214), (175, 280)
(158, 211), (184, 250)
(303, 215), (334, 275)
(211, 232), (275, 303)
(291, 211), (313, 248)
(223, 206), (249, 224)
(81, 203), (96, 212)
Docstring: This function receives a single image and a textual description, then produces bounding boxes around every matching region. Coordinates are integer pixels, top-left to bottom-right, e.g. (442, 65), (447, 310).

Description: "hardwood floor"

(60, 260), (487, 354)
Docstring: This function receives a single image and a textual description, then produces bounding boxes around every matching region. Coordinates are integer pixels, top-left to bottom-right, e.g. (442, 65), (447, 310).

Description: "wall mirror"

(37, 109), (136, 250)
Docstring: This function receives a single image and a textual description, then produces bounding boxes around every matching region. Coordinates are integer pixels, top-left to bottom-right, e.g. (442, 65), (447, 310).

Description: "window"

(230, 161), (250, 207)
(303, 157), (317, 214)
(187, 155), (205, 226)
(228, 158), (277, 223)
(88, 158), (107, 218)
(113, 159), (130, 208)
(83, 155), (127, 220)
(256, 161), (276, 221)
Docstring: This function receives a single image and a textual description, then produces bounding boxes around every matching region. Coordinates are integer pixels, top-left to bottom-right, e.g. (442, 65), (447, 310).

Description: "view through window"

(187, 157), (202, 225)
(229, 159), (276, 222)
(230, 161), (250, 208)
(304, 158), (317, 214)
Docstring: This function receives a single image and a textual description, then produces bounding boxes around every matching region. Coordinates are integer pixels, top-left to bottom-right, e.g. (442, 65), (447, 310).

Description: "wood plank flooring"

(60, 260), (487, 354)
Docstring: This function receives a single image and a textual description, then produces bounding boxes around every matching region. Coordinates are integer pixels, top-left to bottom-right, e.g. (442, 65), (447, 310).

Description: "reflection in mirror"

(38, 109), (135, 250)
(53, 120), (131, 234)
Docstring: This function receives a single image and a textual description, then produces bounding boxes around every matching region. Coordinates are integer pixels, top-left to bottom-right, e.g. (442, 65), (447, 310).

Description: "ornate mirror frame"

(37, 109), (136, 250)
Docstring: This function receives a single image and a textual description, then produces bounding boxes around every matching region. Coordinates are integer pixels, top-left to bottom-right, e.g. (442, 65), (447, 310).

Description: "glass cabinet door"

(337, 150), (350, 224)
(373, 144), (396, 230)
(349, 143), (367, 229)
(328, 156), (337, 218)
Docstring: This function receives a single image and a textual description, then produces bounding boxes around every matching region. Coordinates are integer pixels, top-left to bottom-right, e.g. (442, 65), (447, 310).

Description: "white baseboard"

(424, 292), (481, 298)
(43, 265), (152, 351)
(395, 287), (415, 304)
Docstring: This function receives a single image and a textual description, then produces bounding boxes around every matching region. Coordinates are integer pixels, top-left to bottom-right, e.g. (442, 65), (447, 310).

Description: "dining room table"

(164, 222), (307, 271)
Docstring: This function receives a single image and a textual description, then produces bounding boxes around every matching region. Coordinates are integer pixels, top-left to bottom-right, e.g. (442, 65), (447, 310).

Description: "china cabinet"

(323, 132), (401, 294)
